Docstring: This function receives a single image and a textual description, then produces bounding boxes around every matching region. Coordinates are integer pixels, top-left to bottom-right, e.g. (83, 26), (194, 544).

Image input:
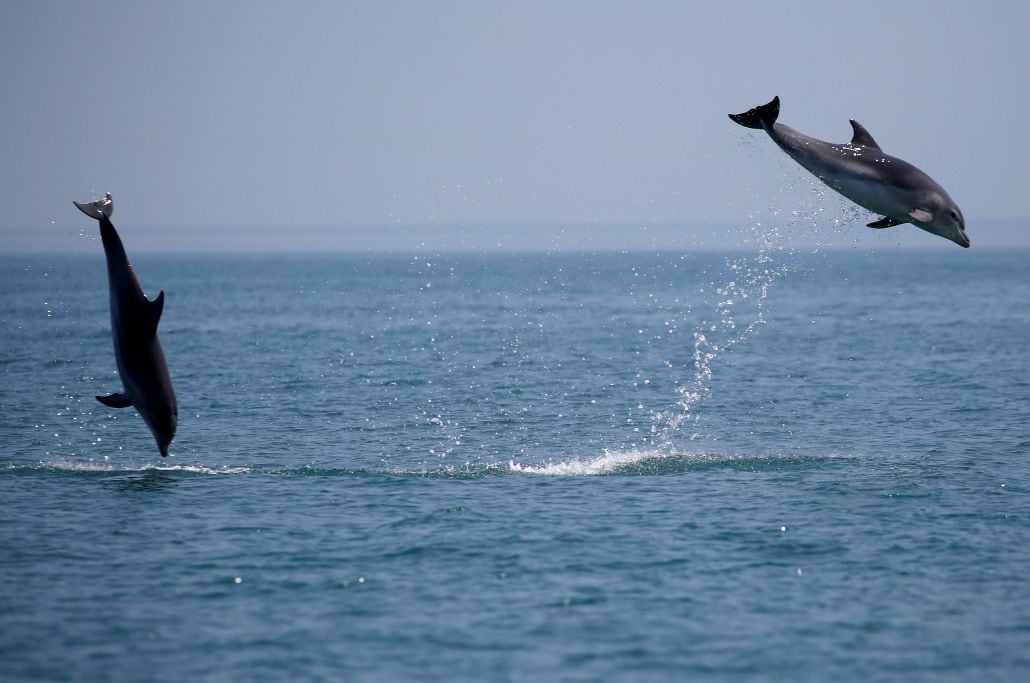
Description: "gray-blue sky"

(2, 1), (1028, 251)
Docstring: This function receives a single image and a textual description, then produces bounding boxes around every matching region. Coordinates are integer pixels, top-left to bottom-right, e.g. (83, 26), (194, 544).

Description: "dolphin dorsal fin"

(849, 120), (882, 150)
(147, 290), (165, 333)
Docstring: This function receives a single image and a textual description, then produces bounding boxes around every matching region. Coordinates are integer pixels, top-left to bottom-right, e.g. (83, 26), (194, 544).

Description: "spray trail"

(651, 161), (870, 445)
(652, 201), (842, 446)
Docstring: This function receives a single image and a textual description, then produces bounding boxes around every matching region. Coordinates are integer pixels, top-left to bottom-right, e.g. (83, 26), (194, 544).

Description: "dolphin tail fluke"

(73, 193), (114, 220)
(729, 96), (780, 130)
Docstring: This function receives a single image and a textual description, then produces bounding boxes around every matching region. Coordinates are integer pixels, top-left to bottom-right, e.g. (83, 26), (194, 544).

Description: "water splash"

(508, 448), (672, 476)
(507, 447), (849, 476)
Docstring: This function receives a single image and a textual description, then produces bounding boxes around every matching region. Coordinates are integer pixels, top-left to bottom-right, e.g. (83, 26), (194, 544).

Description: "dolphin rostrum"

(729, 96), (969, 248)
(74, 194), (178, 457)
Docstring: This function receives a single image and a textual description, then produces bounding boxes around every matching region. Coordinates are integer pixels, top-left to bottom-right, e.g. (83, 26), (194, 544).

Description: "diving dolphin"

(729, 96), (969, 248)
(74, 194), (178, 457)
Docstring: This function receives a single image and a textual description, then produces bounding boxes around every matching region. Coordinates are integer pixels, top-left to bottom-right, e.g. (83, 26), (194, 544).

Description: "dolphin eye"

(949, 210), (958, 220)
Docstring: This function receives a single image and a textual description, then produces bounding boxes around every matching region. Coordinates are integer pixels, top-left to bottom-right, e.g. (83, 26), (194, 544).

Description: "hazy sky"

(2, 1), (1028, 252)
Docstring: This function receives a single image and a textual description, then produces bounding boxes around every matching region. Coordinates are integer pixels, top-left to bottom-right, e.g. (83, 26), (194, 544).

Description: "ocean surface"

(2, 230), (1029, 681)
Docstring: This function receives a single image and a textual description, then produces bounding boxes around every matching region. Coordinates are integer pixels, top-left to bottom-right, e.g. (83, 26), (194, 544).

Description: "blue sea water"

(2, 231), (1029, 681)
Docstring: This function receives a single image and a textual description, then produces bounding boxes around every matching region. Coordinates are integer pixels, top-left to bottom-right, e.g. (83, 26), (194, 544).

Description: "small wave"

(6, 449), (847, 480)
(6, 460), (250, 476)
(507, 448), (849, 476)
(145, 464), (251, 475)
(506, 448), (740, 476)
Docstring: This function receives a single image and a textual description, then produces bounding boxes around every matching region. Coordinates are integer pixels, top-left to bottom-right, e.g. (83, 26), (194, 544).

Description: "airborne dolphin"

(729, 96), (969, 248)
(74, 194), (178, 457)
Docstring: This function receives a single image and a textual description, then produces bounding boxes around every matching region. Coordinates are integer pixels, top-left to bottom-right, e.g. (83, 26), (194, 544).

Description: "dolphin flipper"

(867, 217), (903, 229)
(729, 96), (780, 130)
(97, 392), (133, 408)
(73, 193), (114, 220)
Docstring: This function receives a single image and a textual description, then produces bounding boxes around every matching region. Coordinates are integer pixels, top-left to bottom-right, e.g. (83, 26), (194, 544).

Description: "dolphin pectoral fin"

(97, 392), (133, 409)
(867, 216), (903, 229)
(909, 208), (933, 223)
(849, 120), (882, 150)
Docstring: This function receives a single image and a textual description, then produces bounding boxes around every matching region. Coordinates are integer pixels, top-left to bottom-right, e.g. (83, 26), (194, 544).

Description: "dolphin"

(74, 194), (178, 457)
(729, 96), (969, 248)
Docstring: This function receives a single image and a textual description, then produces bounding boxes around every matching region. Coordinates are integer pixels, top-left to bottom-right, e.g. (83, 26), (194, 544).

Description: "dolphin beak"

(956, 231), (971, 248)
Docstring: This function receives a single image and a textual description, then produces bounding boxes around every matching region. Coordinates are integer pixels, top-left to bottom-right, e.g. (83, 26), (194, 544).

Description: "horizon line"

(3, 217), (1026, 254)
